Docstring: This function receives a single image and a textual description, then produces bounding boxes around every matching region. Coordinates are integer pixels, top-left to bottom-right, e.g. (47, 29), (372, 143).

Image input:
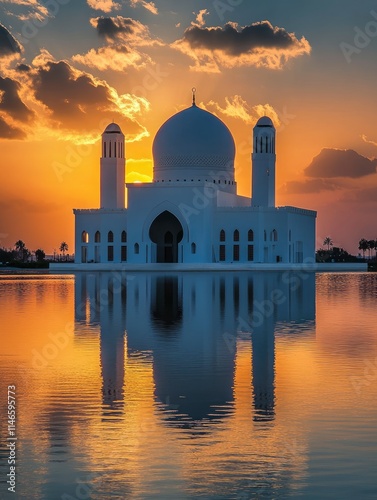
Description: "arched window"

(220, 230), (226, 242)
(82, 231), (89, 243)
(103, 142), (106, 158)
(191, 243), (196, 254)
(114, 142), (117, 158)
(121, 231), (127, 243)
(108, 231), (114, 243)
(109, 142), (112, 158)
(248, 230), (254, 242)
(271, 229), (278, 242)
(234, 230), (239, 242)
(134, 243), (140, 254)
(95, 231), (101, 243)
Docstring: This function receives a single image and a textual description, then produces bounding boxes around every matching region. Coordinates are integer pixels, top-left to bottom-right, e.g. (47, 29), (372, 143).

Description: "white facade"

(74, 101), (316, 266)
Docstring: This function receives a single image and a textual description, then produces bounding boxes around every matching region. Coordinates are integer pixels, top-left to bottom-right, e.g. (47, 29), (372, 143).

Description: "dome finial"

(192, 87), (196, 107)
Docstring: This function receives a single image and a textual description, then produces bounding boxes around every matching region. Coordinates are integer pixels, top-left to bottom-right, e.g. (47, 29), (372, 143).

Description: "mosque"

(73, 91), (316, 266)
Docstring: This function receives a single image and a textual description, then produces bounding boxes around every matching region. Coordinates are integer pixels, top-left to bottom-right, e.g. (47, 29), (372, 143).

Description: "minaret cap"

(103, 122), (122, 134)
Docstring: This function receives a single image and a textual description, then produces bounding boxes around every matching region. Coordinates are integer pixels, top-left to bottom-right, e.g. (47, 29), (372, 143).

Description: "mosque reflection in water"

(74, 271), (315, 426)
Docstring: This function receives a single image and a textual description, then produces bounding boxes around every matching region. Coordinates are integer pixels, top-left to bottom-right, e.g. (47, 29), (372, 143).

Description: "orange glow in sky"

(1, 2), (377, 255)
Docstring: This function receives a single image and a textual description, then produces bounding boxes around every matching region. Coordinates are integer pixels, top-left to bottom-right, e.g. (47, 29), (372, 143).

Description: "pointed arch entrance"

(149, 211), (183, 263)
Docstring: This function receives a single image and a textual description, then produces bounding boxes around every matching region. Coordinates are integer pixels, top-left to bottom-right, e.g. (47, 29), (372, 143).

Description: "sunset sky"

(0, 0), (376, 255)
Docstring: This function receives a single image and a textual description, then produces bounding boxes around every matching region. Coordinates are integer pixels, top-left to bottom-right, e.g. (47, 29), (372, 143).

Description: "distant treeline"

(0, 240), (70, 268)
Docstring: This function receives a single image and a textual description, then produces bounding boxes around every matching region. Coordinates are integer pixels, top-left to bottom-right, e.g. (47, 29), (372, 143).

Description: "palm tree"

(358, 238), (369, 258)
(59, 242), (68, 258)
(35, 249), (46, 262)
(323, 237), (333, 251)
(368, 240), (375, 259)
(14, 240), (26, 261)
(15, 240), (25, 252)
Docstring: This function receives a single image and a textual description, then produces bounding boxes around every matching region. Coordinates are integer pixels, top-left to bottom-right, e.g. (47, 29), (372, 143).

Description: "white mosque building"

(72, 93), (316, 267)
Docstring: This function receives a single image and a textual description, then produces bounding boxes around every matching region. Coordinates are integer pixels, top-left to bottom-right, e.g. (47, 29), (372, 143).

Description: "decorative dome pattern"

(153, 105), (235, 178)
(155, 153), (233, 169)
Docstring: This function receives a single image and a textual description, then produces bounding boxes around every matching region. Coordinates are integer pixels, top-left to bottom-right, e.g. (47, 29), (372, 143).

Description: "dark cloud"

(305, 148), (377, 179)
(173, 20), (310, 71)
(0, 23), (22, 58)
(182, 21), (306, 56)
(92, 16), (140, 40)
(282, 178), (340, 195)
(15, 63), (31, 73)
(73, 17), (157, 71)
(32, 60), (111, 127)
(31, 59), (148, 139)
(0, 116), (25, 139)
(0, 77), (34, 122)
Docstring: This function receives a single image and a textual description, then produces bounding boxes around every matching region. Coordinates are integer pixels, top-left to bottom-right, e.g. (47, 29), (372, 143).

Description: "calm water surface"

(0, 271), (377, 499)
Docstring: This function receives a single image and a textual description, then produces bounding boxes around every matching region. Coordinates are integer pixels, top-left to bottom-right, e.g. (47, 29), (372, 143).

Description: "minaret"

(251, 117), (276, 207)
(100, 123), (125, 209)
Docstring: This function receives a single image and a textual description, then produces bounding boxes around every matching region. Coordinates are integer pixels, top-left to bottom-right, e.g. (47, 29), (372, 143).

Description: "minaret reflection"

(245, 272), (315, 421)
(75, 272), (126, 414)
(249, 274), (276, 421)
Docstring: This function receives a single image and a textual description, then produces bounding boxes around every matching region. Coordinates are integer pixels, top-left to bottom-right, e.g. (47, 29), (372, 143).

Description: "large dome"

(153, 105), (235, 182)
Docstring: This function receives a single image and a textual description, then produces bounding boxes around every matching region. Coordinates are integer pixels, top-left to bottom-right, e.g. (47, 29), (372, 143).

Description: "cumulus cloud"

(0, 116), (25, 139)
(0, 74), (34, 140)
(0, 76), (34, 121)
(73, 17), (160, 72)
(129, 0), (158, 15)
(206, 95), (281, 127)
(30, 56), (150, 142)
(91, 16), (158, 45)
(73, 45), (147, 72)
(172, 20), (311, 72)
(193, 9), (209, 28)
(0, 47), (152, 142)
(305, 148), (377, 179)
(86, 0), (121, 13)
(15, 63), (31, 72)
(0, 23), (22, 58)
(0, 0), (49, 21)
(282, 178), (341, 195)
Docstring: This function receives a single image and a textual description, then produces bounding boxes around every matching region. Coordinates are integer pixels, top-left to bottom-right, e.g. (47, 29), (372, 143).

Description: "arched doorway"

(149, 211), (183, 263)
